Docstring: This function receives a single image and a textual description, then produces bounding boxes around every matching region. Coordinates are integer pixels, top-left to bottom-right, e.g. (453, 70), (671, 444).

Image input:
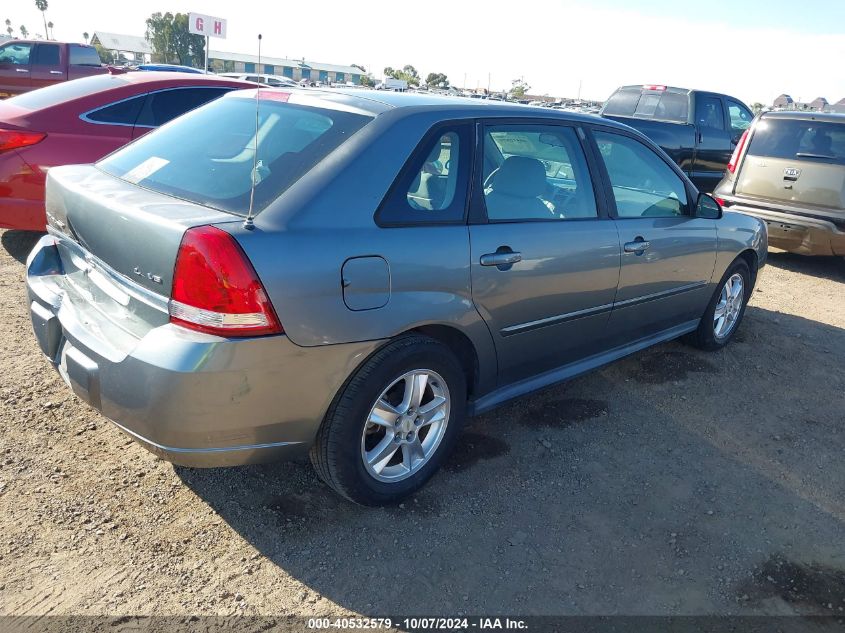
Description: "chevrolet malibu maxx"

(26, 89), (767, 505)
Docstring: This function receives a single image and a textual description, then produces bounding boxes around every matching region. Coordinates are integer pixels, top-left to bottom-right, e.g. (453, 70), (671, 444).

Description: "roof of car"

(762, 111), (845, 124)
(121, 71), (252, 86)
(258, 87), (621, 127)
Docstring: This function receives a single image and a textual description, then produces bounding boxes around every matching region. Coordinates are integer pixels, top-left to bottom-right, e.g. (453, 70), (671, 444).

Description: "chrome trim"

(613, 280), (708, 309)
(46, 227), (170, 314)
(501, 302), (613, 336)
(500, 281), (707, 337)
(112, 419), (303, 454)
(78, 85), (233, 128)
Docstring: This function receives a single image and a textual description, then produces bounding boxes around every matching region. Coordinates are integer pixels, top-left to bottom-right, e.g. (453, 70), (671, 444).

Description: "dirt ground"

(0, 228), (843, 618)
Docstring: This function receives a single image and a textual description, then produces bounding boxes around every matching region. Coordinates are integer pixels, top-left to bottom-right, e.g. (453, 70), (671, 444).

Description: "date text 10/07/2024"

(307, 618), (529, 630)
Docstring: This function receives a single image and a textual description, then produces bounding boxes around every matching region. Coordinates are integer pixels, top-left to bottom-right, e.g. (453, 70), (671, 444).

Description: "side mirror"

(696, 193), (723, 219)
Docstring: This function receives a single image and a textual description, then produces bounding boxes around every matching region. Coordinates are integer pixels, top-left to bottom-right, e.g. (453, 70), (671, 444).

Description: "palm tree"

(34, 0), (48, 42)
(5, 19), (12, 37)
(20, 25), (28, 39)
(47, 21), (53, 39)
(83, 31), (89, 43)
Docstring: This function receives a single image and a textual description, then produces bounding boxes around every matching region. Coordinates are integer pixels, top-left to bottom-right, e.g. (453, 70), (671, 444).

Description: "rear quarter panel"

(232, 107), (498, 394)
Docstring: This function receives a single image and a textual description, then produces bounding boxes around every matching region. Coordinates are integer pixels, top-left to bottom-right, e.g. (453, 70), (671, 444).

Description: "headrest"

(492, 156), (546, 198)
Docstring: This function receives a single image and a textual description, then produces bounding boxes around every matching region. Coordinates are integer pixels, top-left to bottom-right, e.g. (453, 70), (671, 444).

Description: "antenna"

(244, 33), (263, 231)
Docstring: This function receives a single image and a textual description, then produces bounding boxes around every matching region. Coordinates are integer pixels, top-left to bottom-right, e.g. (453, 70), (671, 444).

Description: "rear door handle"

(49, 70), (63, 75)
(480, 251), (522, 267)
(16, 68), (29, 73)
(623, 239), (651, 254)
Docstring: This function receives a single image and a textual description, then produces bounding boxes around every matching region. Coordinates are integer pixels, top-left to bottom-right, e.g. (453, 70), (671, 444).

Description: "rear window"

(603, 88), (689, 123)
(69, 44), (102, 66)
(749, 118), (845, 166)
(7, 74), (128, 110)
(98, 94), (372, 216)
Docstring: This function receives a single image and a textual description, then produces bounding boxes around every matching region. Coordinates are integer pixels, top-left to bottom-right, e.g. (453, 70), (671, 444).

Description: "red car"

(0, 72), (252, 231)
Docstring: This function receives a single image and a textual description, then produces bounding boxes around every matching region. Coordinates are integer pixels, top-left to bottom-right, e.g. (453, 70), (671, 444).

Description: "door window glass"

(696, 96), (725, 130)
(32, 44), (60, 66)
(135, 87), (233, 127)
(85, 95), (145, 125)
(377, 124), (470, 225)
(0, 42), (33, 65)
(482, 125), (597, 221)
(727, 100), (753, 136)
(595, 131), (688, 218)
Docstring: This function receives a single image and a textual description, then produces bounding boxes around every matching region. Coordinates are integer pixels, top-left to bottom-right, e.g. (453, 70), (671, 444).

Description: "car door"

(690, 94), (733, 192)
(0, 41), (33, 95)
(589, 128), (717, 345)
(30, 42), (64, 90)
(132, 86), (235, 138)
(469, 121), (622, 386)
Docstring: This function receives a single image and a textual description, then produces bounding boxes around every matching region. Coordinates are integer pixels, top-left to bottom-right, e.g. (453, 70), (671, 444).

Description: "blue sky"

(4, 0), (844, 104)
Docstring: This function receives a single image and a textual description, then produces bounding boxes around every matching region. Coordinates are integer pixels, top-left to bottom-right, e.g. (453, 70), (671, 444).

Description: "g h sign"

(188, 13), (227, 39)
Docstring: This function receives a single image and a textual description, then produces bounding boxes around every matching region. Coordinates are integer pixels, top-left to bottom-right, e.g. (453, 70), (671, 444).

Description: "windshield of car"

(748, 118), (845, 166)
(98, 94), (373, 216)
(603, 88), (689, 123)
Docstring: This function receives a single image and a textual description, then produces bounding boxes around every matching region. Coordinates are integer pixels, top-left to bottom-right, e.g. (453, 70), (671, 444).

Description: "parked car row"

(23, 86), (767, 504)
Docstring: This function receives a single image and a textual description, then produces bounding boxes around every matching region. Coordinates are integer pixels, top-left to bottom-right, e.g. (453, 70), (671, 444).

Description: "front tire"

(310, 335), (467, 506)
(685, 259), (751, 351)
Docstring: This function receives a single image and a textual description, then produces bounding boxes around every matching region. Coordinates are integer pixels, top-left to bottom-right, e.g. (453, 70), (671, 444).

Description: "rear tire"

(685, 259), (751, 351)
(310, 335), (467, 506)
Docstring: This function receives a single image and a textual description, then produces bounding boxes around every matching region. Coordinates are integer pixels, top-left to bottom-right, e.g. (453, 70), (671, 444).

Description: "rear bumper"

(725, 204), (845, 257)
(26, 236), (383, 467)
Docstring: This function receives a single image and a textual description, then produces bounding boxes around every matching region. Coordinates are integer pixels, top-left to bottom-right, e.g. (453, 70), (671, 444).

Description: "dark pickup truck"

(601, 85), (754, 192)
(0, 40), (107, 97)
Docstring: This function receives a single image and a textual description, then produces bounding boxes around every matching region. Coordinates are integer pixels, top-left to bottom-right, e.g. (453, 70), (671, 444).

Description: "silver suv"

(27, 88), (767, 505)
(715, 111), (845, 256)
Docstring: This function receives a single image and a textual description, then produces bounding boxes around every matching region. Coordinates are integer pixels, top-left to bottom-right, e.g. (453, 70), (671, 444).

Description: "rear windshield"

(69, 44), (102, 66)
(98, 94), (373, 216)
(8, 74), (126, 110)
(748, 118), (845, 166)
(603, 88), (689, 123)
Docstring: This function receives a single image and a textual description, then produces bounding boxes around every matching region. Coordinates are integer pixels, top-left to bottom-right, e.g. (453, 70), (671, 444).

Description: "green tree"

(425, 72), (449, 89)
(20, 25), (28, 39)
(145, 12), (205, 67)
(47, 21), (53, 39)
(751, 102), (764, 115)
(510, 78), (530, 99)
(83, 31), (89, 43)
(5, 19), (12, 37)
(383, 64), (420, 87)
(34, 0), (48, 42)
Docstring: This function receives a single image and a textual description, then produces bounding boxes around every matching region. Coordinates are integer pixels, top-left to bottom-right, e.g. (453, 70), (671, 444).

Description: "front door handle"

(16, 68), (29, 73)
(623, 238), (651, 254)
(480, 251), (522, 267)
(49, 70), (63, 75)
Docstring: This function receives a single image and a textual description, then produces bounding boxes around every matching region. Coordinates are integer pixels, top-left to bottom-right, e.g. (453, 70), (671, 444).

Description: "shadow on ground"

(766, 250), (845, 283)
(1, 230), (43, 264)
(177, 306), (845, 615)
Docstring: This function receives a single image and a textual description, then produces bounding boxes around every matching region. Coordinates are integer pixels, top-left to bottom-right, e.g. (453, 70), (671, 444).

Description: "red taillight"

(727, 130), (749, 174)
(0, 129), (46, 152)
(169, 225), (283, 337)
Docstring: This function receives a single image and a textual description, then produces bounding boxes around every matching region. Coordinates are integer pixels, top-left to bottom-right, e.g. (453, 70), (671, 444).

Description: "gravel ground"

(0, 228), (843, 617)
